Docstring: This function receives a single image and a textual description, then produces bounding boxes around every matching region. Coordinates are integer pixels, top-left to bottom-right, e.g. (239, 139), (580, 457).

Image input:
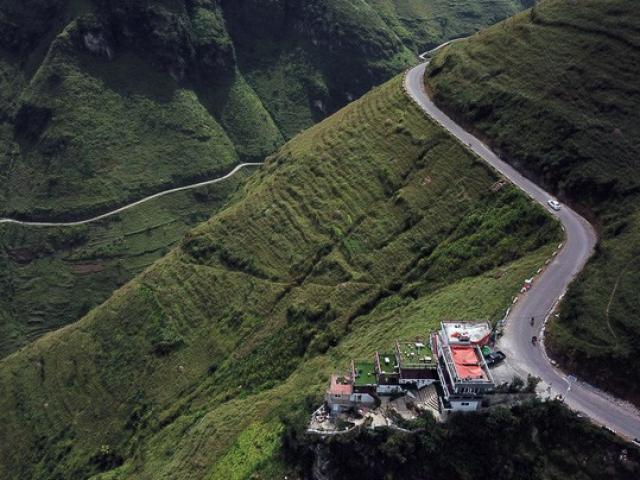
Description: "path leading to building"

(405, 53), (640, 440)
(0, 162), (262, 228)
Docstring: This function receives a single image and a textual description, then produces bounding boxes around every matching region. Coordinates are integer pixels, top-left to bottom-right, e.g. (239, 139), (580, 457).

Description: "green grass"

(0, 0), (535, 216)
(208, 421), (284, 480)
(0, 74), (561, 479)
(1, 0), (532, 219)
(6, 45), (242, 217)
(0, 166), (255, 357)
(0, 0), (534, 357)
(366, 0), (533, 52)
(353, 361), (376, 386)
(425, 0), (640, 405)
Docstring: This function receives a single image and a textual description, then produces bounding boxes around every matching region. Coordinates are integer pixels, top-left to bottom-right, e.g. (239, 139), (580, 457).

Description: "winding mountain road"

(0, 162), (262, 227)
(2, 36), (637, 440)
(405, 56), (640, 440)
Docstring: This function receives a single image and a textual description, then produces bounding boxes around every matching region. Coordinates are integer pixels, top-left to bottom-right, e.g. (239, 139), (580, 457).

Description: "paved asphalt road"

(0, 162), (262, 227)
(406, 59), (640, 440)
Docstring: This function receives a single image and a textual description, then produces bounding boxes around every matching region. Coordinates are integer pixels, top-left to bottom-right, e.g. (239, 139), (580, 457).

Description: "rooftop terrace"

(353, 360), (377, 386)
(328, 374), (353, 395)
(441, 321), (491, 346)
(396, 340), (434, 369)
(376, 352), (398, 374)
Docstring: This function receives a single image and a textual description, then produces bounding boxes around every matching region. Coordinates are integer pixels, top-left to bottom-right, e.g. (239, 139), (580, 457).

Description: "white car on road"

(547, 199), (562, 211)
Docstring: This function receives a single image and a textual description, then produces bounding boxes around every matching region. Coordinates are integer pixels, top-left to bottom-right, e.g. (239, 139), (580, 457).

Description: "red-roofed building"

(432, 322), (495, 411)
(322, 321), (497, 416)
(325, 372), (376, 414)
(326, 374), (354, 414)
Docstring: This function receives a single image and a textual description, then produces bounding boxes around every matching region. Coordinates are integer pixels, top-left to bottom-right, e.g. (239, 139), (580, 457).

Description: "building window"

(461, 402), (469, 406)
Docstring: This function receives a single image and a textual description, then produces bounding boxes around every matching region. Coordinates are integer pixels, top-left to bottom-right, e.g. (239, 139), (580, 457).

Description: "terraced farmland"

(0, 76), (560, 479)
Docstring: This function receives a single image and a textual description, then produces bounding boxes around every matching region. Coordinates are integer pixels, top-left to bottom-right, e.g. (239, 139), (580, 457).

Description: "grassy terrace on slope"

(425, 0), (640, 405)
(0, 76), (560, 479)
(0, 0), (532, 356)
(0, 0), (535, 219)
(0, 0), (278, 219)
(0, 166), (254, 357)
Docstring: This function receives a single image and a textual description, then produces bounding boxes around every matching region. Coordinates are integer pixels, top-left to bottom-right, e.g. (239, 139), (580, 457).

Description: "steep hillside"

(0, 0), (374, 218)
(366, 0), (535, 52)
(293, 401), (640, 480)
(0, 76), (561, 479)
(425, 0), (640, 404)
(0, 0), (534, 220)
(0, 166), (254, 356)
(0, 0), (533, 357)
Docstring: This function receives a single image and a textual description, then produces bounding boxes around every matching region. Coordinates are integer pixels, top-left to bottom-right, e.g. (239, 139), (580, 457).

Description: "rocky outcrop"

(96, 1), (236, 82)
(311, 444), (333, 480)
(83, 31), (113, 59)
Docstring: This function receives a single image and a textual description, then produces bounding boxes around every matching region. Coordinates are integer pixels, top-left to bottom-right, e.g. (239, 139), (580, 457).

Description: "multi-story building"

(325, 363), (377, 415)
(326, 374), (354, 414)
(350, 360), (378, 406)
(439, 321), (492, 347)
(325, 322), (497, 415)
(431, 322), (496, 411)
(393, 340), (438, 389)
(325, 339), (438, 412)
(373, 350), (402, 394)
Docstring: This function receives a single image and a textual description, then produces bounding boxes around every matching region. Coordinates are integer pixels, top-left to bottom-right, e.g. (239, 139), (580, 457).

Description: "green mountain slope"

(0, 0), (533, 357)
(0, 0), (534, 220)
(0, 75), (561, 479)
(366, 0), (534, 52)
(424, 0), (640, 404)
(0, 166), (254, 356)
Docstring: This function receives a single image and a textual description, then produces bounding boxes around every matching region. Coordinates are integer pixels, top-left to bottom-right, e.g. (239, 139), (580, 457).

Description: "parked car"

(632, 438), (640, 447)
(485, 350), (506, 367)
(547, 199), (562, 211)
